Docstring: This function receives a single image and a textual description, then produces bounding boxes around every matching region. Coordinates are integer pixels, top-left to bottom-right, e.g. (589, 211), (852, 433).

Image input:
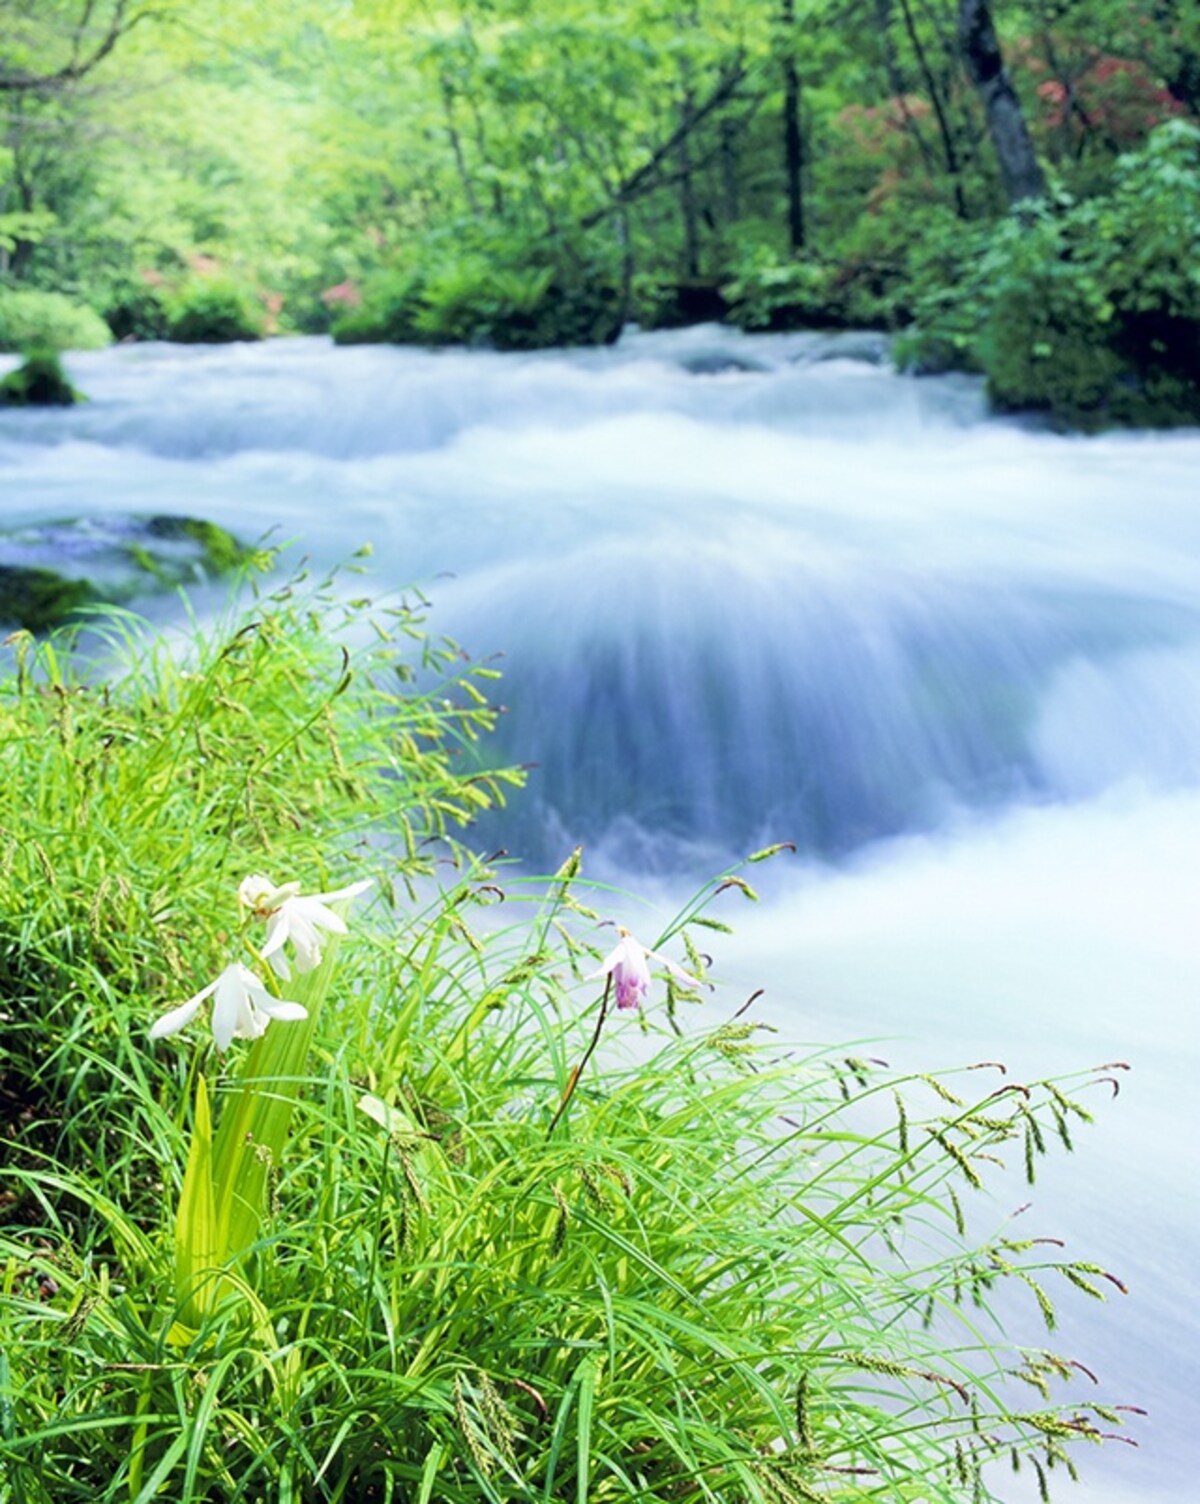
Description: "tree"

(958, 0), (1046, 202)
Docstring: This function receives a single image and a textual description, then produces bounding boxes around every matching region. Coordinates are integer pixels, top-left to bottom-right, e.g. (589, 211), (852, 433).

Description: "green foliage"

(102, 281), (171, 341)
(899, 124), (1200, 426)
(980, 211), (1125, 423)
(335, 245), (622, 351)
(0, 587), (1135, 1502)
(893, 215), (995, 375)
(164, 275), (265, 344)
(0, 348), (81, 406)
(2, 0), (1197, 401)
(0, 571), (520, 1133)
(0, 286), (111, 352)
(723, 250), (840, 332)
(985, 122), (1200, 427)
(330, 265), (429, 345)
(722, 224), (907, 334)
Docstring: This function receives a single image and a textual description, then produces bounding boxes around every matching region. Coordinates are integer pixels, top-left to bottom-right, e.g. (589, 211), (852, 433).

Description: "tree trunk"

(675, 9), (703, 281)
(440, 78), (481, 217)
(957, 0), (1045, 204)
(781, 0), (805, 250)
(720, 117), (740, 224)
(677, 90), (702, 278)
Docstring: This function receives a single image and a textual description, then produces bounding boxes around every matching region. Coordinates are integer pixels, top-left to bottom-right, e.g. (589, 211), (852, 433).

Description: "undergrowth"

(0, 570), (1137, 1502)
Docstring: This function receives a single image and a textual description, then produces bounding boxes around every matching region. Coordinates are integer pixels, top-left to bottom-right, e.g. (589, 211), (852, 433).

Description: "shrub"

(0, 577), (1137, 1503)
(899, 122), (1200, 425)
(722, 240), (902, 334)
(0, 286), (112, 353)
(980, 211), (1125, 421)
(892, 214), (994, 375)
(103, 282), (171, 341)
(723, 250), (840, 331)
(334, 253), (622, 350)
(331, 265), (428, 345)
(165, 276), (265, 343)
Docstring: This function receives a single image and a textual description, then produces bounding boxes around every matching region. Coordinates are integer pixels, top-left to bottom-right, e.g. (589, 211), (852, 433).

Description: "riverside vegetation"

(1, 1), (1199, 427)
(0, 566), (1141, 1502)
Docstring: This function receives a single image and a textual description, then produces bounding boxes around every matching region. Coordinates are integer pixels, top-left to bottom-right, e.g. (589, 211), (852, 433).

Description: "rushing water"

(3, 329), (1198, 1499)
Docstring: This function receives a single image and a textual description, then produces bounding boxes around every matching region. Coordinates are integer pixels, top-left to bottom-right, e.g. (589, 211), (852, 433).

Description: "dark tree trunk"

(720, 117), (740, 224)
(675, 8), (703, 282)
(677, 90), (702, 278)
(781, 0), (805, 250)
(957, 0), (1046, 204)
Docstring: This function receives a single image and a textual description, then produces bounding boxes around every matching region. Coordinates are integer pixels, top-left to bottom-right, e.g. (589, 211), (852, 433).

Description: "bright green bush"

(900, 122), (1200, 427)
(165, 276), (266, 343)
(334, 250), (622, 350)
(980, 212), (1125, 422)
(0, 286), (112, 353)
(331, 266), (428, 345)
(892, 214), (994, 375)
(0, 578), (1136, 1502)
(723, 250), (840, 332)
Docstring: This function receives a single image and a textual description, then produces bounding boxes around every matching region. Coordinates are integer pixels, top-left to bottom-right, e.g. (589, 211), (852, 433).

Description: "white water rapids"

(2, 328), (1198, 1500)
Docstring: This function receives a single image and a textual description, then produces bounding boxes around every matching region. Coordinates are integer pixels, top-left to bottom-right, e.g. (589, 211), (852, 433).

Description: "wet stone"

(0, 514), (250, 632)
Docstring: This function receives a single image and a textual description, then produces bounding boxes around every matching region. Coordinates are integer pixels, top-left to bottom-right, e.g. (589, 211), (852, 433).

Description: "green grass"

(0, 568), (1137, 1502)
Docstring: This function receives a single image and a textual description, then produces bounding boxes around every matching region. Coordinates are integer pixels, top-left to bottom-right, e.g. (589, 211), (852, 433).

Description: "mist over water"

(3, 328), (1199, 1498)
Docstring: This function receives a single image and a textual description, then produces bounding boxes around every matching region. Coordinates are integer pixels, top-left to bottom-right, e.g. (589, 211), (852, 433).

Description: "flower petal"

(148, 993), (207, 1040)
(260, 911), (290, 961)
(239, 874), (301, 914)
(314, 879), (373, 905)
(259, 999), (308, 1023)
(210, 969), (246, 1052)
(587, 940), (628, 981)
(645, 949), (701, 988)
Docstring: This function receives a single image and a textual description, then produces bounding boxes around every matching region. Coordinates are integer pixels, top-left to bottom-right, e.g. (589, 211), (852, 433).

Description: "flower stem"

(546, 975), (612, 1140)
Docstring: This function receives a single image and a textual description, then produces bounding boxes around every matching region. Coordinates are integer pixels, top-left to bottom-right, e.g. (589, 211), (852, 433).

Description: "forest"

(2, 0), (1199, 425)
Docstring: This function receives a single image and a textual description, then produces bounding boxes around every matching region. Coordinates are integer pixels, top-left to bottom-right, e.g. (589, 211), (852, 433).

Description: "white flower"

(246, 875), (372, 980)
(238, 874), (301, 915)
(588, 928), (700, 1011)
(149, 962), (307, 1051)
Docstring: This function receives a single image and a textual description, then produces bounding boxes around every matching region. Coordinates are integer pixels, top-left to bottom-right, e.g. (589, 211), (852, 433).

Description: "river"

(2, 328), (1198, 1500)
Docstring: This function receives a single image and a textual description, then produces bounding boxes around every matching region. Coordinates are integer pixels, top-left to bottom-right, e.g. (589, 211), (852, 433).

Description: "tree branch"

(0, 1), (156, 94)
(580, 58), (749, 230)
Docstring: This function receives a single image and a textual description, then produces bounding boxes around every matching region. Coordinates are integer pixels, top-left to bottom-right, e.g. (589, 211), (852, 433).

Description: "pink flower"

(589, 928), (700, 1011)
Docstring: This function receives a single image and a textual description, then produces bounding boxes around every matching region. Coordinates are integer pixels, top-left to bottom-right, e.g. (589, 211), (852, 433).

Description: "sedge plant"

(0, 571), (1139, 1503)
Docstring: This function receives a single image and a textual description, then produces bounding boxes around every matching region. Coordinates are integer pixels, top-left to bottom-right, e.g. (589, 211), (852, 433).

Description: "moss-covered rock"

(144, 515), (246, 574)
(0, 514), (257, 632)
(0, 352), (82, 407)
(0, 566), (97, 633)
